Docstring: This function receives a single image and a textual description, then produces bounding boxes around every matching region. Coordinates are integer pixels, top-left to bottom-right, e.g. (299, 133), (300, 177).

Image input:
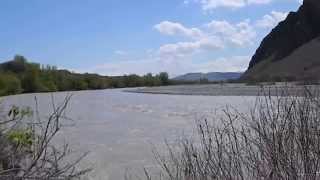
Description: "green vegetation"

(7, 129), (33, 147)
(0, 97), (89, 179)
(0, 73), (22, 95)
(0, 55), (171, 96)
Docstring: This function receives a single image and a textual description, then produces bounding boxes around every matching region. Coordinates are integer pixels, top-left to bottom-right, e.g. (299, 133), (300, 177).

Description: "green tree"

(143, 73), (155, 87)
(21, 67), (44, 92)
(0, 55), (28, 73)
(43, 80), (58, 92)
(72, 78), (88, 90)
(0, 73), (22, 96)
(0, 56), (176, 95)
(159, 72), (169, 85)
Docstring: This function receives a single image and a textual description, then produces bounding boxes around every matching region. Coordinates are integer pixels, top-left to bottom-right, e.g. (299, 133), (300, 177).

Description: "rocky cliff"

(243, 0), (320, 81)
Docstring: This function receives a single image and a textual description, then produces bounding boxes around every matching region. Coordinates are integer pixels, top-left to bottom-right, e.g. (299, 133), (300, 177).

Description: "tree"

(0, 55), (28, 73)
(0, 73), (22, 96)
(0, 55), (173, 95)
(123, 74), (143, 87)
(21, 67), (43, 93)
(72, 78), (88, 90)
(159, 72), (169, 85)
(143, 73), (155, 87)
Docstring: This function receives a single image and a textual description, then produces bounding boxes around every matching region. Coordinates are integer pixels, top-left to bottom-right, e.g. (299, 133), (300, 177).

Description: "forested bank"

(0, 55), (170, 96)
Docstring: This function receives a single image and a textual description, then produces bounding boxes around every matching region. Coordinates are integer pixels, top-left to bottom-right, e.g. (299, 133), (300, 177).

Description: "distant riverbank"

(126, 83), (320, 96)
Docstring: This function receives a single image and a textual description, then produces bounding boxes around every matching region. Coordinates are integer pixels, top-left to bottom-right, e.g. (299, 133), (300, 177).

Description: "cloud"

(114, 50), (127, 55)
(154, 21), (204, 39)
(247, 0), (272, 5)
(156, 19), (256, 57)
(206, 19), (256, 46)
(78, 18), (257, 76)
(158, 38), (223, 57)
(183, 0), (190, 4)
(256, 11), (288, 28)
(83, 16), (270, 76)
(187, 0), (272, 11)
(201, 0), (246, 10)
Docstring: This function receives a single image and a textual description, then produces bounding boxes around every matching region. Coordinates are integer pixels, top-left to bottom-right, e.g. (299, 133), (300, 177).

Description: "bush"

(0, 74), (22, 96)
(159, 72), (170, 85)
(21, 67), (44, 93)
(72, 78), (88, 90)
(140, 87), (320, 180)
(42, 80), (58, 92)
(0, 96), (90, 179)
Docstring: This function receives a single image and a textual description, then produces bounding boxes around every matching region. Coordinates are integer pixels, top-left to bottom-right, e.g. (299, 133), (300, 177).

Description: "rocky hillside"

(242, 0), (320, 81)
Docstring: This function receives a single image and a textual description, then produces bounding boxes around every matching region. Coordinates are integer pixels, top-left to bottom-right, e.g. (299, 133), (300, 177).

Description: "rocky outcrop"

(243, 36), (320, 81)
(243, 0), (320, 81)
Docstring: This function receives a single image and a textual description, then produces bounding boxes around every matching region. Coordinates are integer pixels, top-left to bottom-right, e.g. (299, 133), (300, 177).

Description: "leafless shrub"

(0, 95), (91, 180)
(141, 87), (320, 180)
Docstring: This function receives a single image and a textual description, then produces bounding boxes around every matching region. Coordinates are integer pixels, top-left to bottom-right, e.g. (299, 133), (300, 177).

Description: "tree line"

(0, 55), (170, 96)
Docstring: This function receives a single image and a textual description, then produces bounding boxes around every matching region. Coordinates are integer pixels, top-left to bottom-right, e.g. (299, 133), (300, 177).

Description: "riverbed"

(128, 83), (320, 96)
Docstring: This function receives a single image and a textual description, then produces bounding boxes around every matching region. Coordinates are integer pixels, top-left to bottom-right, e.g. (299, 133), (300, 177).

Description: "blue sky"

(0, 0), (301, 76)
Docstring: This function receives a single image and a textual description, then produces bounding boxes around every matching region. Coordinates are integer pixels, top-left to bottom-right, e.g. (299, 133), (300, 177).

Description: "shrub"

(0, 96), (90, 179)
(0, 73), (22, 96)
(140, 87), (320, 180)
(159, 72), (170, 85)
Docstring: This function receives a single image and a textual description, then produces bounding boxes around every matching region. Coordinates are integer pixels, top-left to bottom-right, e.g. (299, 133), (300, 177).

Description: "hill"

(242, 0), (320, 81)
(174, 72), (242, 82)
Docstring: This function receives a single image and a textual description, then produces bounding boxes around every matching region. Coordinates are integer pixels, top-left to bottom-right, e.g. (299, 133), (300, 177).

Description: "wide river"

(1, 88), (256, 180)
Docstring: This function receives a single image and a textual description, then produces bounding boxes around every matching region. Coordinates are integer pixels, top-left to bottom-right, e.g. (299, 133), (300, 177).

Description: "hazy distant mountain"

(242, 0), (320, 81)
(173, 72), (242, 82)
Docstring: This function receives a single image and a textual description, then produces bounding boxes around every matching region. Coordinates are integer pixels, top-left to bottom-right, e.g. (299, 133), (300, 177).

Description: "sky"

(0, 0), (302, 77)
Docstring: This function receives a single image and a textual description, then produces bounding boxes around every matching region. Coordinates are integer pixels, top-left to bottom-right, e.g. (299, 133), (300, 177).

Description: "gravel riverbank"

(126, 83), (320, 96)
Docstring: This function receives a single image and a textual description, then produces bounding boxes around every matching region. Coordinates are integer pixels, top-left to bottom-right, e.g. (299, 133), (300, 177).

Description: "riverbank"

(126, 83), (320, 96)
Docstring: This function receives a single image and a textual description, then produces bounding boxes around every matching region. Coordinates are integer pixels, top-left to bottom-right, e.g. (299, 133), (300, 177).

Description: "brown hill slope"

(242, 0), (320, 81)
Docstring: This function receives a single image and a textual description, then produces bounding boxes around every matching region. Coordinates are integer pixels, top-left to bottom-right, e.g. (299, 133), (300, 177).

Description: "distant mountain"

(173, 72), (242, 82)
(242, 0), (320, 81)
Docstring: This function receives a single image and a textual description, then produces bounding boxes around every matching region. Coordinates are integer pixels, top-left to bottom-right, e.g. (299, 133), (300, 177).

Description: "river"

(1, 88), (256, 180)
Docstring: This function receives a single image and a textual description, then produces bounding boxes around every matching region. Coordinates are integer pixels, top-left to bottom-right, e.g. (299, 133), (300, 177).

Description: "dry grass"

(138, 87), (320, 180)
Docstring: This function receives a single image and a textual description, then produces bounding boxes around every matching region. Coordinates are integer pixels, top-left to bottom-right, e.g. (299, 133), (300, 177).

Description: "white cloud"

(82, 16), (267, 76)
(158, 38), (223, 57)
(206, 19), (256, 46)
(256, 11), (288, 28)
(201, 0), (246, 10)
(247, 0), (272, 5)
(78, 19), (255, 76)
(154, 21), (204, 39)
(114, 50), (127, 55)
(189, 0), (272, 11)
(155, 20), (256, 57)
